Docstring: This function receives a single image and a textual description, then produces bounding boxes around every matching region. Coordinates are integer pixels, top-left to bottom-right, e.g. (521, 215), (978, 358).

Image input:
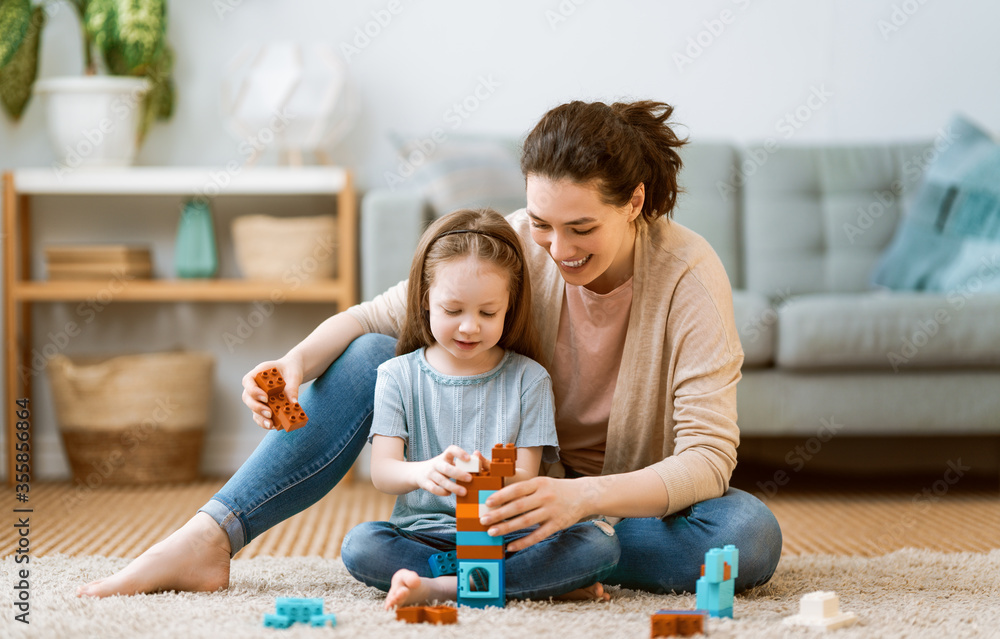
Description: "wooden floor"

(2, 477), (998, 559)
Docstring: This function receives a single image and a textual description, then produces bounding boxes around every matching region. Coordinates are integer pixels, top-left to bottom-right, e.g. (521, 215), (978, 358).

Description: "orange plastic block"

(457, 544), (504, 559)
(456, 503), (480, 519)
(490, 460), (515, 478)
(254, 367), (308, 431)
(491, 443), (517, 463)
(456, 475), (503, 503)
(650, 610), (706, 637)
(456, 517), (488, 531)
(396, 605), (457, 624)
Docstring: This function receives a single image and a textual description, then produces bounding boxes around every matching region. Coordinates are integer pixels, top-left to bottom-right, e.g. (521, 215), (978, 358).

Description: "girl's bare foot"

(384, 569), (456, 610)
(554, 582), (611, 602)
(77, 512), (231, 598)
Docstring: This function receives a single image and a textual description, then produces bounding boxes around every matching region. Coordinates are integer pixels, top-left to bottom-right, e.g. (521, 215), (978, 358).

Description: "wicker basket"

(47, 351), (215, 485)
(231, 214), (337, 281)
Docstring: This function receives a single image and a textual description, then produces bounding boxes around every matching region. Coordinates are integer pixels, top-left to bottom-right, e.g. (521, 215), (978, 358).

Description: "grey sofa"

(359, 141), (1000, 440)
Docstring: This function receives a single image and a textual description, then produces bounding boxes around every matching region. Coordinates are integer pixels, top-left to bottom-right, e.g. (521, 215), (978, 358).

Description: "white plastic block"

(784, 591), (858, 631)
(455, 456), (480, 473)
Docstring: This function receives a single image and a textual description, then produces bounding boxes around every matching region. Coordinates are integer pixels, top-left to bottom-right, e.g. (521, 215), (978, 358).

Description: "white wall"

(1, 0), (998, 480)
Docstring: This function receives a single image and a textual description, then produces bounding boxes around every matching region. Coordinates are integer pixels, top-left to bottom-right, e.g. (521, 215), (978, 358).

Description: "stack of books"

(44, 244), (153, 280)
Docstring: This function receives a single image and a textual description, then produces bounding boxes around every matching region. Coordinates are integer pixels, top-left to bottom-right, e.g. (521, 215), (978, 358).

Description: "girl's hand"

(479, 476), (594, 552)
(241, 357), (304, 430)
(415, 446), (478, 497)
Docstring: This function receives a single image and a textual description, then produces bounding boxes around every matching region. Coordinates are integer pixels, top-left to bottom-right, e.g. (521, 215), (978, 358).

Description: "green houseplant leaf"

(0, 4), (44, 119)
(85, 0), (166, 76)
(0, 0), (31, 69)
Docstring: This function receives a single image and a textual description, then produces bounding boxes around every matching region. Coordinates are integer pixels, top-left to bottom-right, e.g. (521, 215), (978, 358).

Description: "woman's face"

(525, 176), (643, 294)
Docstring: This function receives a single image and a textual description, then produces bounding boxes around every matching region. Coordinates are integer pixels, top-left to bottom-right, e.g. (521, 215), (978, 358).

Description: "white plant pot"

(34, 76), (151, 168)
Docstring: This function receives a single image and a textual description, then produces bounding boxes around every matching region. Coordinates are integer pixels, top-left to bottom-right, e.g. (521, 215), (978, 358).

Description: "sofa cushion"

(776, 292), (1000, 370)
(389, 133), (526, 217)
(742, 142), (928, 296)
(872, 114), (1000, 293)
(732, 290), (774, 368)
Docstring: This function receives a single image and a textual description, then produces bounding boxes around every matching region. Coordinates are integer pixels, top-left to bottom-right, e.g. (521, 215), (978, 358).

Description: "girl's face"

(424, 255), (510, 375)
(525, 176), (643, 294)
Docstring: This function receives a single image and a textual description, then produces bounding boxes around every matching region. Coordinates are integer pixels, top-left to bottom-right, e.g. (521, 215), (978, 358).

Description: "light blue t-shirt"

(369, 347), (559, 531)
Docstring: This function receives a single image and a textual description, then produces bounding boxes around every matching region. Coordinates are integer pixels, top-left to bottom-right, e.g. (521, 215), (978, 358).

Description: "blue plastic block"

(696, 577), (722, 612)
(703, 548), (725, 582)
(458, 559), (505, 608)
(275, 598), (323, 623)
(723, 544), (740, 580)
(456, 531), (503, 546)
(309, 613), (337, 627)
(263, 613), (293, 628)
(428, 550), (459, 577)
(479, 490), (497, 504)
(714, 606), (733, 619)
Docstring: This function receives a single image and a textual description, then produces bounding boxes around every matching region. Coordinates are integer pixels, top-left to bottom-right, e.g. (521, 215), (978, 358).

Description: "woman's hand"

(413, 446), (480, 497)
(241, 356), (304, 430)
(479, 476), (596, 552)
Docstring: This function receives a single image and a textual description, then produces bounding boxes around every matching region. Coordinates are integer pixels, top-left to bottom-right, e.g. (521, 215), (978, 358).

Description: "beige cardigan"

(346, 209), (743, 516)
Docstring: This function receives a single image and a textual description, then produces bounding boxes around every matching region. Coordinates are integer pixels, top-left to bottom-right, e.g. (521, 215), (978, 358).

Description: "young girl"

(339, 208), (619, 608)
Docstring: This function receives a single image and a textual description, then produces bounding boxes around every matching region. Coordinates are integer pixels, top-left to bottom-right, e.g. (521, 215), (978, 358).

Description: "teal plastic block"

(479, 490), (497, 504)
(703, 548), (725, 582)
(275, 598), (323, 622)
(428, 550), (459, 577)
(714, 606), (733, 619)
(723, 544), (740, 580)
(458, 559), (505, 608)
(309, 613), (337, 627)
(696, 577), (722, 611)
(456, 530), (503, 546)
(263, 613), (292, 628)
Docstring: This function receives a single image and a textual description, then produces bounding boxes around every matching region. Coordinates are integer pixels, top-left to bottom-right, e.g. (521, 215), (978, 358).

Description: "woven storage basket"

(47, 351), (215, 485)
(231, 214), (337, 281)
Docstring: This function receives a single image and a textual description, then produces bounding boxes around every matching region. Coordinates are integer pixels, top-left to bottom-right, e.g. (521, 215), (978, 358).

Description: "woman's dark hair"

(520, 100), (688, 222)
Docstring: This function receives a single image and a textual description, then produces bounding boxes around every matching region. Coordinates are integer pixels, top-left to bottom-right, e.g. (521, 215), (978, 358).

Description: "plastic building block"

(783, 591), (858, 630)
(428, 550), (459, 577)
(396, 605), (458, 624)
(254, 368), (308, 431)
(457, 544), (504, 559)
(455, 455), (481, 473)
(650, 609), (708, 637)
(456, 476), (503, 503)
(263, 613), (293, 629)
(264, 598), (328, 629)
(458, 560), (504, 608)
(457, 531), (503, 546)
(308, 613), (337, 627)
(490, 443), (517, 463)
(696, 545), (739, 618)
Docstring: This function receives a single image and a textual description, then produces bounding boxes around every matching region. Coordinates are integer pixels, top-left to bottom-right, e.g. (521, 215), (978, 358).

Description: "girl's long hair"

(396, 208), (542, 363)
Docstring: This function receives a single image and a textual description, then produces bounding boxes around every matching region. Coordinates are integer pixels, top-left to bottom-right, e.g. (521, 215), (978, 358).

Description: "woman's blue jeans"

(199, 333), (782, 594)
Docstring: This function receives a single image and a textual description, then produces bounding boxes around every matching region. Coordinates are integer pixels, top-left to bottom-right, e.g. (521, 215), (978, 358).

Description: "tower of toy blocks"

(454, 443), (516, 608)
(695, 544), (738, 618)
(254, 367), (308, 431)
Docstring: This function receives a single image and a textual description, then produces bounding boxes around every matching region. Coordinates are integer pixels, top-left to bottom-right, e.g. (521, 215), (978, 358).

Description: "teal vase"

(175, 199), (218, 278)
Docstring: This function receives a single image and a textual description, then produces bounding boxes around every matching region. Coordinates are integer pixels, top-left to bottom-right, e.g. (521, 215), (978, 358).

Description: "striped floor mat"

(2, 480), (997, 558)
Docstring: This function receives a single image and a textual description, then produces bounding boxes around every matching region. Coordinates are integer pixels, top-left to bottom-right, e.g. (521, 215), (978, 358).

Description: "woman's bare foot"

(554, 582), (611, 602)
(77, 512), (232, 598)
(384, 569), (456, 610)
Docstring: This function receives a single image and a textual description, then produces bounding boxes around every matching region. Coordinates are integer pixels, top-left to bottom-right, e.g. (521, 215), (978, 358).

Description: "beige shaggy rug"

(2, 549), (998, 639)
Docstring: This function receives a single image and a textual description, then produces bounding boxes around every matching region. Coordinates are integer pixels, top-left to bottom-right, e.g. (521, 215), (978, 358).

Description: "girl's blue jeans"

(199, 334), (783, 595)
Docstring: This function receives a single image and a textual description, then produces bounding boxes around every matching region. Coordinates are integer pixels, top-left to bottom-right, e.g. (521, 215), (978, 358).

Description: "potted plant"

(0, 0), (175, 166)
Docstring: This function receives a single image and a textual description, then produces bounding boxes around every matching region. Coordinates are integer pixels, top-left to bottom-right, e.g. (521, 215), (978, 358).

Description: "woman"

(79, 99), (781, 599)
